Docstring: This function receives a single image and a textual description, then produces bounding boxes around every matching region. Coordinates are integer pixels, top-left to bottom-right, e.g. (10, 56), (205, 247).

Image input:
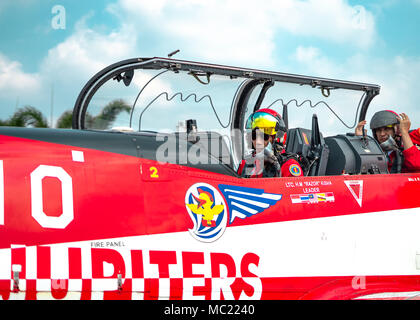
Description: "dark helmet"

(370, 110), (399, 130)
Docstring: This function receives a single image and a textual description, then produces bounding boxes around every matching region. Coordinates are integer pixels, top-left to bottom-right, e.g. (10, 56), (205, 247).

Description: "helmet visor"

(245, 112), (282, 135)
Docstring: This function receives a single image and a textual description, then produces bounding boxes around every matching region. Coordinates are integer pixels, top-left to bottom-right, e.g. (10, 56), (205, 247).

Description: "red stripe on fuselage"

(0, 134), (419, 248)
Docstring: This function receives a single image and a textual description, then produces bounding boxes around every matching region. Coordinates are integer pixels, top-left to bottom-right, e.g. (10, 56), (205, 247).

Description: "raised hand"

(355, 120), (367, 136)
(397, 113), (414, 150)
(397, 113), (411, 134)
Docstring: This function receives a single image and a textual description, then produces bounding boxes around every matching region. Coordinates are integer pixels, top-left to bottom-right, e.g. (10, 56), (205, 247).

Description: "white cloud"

(40, 15), (138, 83)
(291, 46), (420, 131)
(110, 0), (377, 67)
(112, 0), (168, 17)
(293, 45), (350, 79)
(0, 53), (41, 98)
(29, 15), (143, 123)
(6, 0), (420, 133)
(266, 0), (375, 48)
(2, 0), (378, 104)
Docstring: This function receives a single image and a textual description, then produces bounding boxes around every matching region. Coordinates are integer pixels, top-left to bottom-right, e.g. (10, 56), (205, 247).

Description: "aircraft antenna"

(168, 49), (180, 58)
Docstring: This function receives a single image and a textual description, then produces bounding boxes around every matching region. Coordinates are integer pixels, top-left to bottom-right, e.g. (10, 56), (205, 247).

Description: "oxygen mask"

(380, 135), (399, 152)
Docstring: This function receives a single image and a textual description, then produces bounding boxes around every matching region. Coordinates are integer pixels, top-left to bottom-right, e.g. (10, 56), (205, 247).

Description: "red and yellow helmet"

(245, 108), (286, 136)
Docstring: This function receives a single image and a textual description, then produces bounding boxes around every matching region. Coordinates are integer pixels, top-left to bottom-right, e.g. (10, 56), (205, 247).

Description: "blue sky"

(1, 0), (420, 133)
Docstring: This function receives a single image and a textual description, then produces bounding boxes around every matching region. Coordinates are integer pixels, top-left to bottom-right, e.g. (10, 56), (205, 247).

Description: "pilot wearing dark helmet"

(237, 108), (303, 178)
(355, 110), (420, 173)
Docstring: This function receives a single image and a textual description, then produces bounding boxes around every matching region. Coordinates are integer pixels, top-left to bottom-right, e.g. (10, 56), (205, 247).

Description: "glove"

(264, 148), (281, 172)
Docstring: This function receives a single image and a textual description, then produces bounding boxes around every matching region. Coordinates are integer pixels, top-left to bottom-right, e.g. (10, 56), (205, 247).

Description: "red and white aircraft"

(0, 57), (419, 300)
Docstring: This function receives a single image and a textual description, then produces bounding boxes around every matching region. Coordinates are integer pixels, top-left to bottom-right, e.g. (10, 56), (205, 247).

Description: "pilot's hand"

(397, 113), (411, 134)
(355, 120), (367, 136)
(264, 149), (281, 171)
(397, 113), (414, 150)
(264, 148), (276, 163)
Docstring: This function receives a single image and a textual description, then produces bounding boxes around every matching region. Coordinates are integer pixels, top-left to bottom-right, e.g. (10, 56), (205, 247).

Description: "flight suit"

(237, 151), (303, 178)
(388, 129), (420, 173)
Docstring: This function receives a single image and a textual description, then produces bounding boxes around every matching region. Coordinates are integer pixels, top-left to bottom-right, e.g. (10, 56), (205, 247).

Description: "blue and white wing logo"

(218, 184), (282, 224)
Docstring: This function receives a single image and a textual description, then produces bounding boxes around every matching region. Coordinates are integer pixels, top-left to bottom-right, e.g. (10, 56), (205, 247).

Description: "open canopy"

(72, 56), (382, 173)
(73, 56), (380, 130)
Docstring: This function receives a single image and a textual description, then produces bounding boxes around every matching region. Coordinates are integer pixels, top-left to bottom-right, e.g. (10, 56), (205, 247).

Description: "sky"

(1, 0), (420, 134)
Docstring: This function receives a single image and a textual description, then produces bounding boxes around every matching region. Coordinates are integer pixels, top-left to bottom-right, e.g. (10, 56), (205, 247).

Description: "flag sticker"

(290, 192), (335, 204)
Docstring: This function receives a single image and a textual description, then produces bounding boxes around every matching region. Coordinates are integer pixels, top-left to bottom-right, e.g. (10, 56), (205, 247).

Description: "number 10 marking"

(0, 161), (74, 229)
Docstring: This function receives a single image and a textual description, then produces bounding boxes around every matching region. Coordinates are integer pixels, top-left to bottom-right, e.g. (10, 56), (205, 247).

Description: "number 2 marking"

(150, 166), (159, 178)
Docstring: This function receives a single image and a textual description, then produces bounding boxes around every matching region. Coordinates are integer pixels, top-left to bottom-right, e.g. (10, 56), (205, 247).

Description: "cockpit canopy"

(73, 56), (385, 176)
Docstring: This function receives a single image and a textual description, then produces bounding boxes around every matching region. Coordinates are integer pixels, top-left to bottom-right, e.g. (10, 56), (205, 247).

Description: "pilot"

(237, 108), (303, 178)
(355, 110), (420, 173)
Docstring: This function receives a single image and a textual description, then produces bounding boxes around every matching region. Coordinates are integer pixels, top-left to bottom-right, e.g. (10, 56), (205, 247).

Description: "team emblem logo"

(185, 183), (228, 242)
(185, 183), (282, 242)
(289, 164), (302, 177)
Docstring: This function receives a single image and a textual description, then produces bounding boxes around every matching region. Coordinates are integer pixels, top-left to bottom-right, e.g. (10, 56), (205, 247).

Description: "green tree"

(0, 106), (49, 128)
(55, 110), (73, 128)
(89, 99), (131, 130)
(56, 110), (94, 129)
(0, 99), (132, 129)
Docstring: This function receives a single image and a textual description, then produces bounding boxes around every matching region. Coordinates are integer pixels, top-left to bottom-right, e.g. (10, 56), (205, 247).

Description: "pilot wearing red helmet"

(237, 108), (303, 178)
(355, 110), (420, 173)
